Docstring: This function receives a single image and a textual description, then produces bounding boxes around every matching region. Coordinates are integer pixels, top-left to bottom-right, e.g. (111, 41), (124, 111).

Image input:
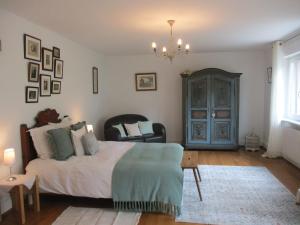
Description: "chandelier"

(151, 20), (190, 62)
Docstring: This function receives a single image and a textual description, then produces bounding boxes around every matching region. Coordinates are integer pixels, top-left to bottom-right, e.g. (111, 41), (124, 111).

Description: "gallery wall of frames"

(24, 33), (64, 103)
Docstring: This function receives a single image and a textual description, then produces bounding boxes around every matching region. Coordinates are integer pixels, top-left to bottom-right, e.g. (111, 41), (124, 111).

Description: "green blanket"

(112, 143), (184, 216)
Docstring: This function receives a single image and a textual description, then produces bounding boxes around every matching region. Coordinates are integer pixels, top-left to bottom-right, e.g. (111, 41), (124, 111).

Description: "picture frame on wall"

(135, 73), (157, 91)
(54, 59), (64, 79)
(40, 74), (51, 96)
(93, 67), (98, 94)
(53, 47), (60, 58)
(42, 48), (53, 71)
(25, 86), (39, 103)
(24, 34), (41, 62)
(28, 62), (39, 82)
(51, 80), (61, 94)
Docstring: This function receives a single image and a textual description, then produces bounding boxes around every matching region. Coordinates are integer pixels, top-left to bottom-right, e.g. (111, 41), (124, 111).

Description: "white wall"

(102, 51), (267, 144)
(0, 9), (105, 212)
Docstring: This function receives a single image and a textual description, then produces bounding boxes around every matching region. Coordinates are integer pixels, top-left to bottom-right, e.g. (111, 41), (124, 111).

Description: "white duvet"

(26, 141), (135, 198)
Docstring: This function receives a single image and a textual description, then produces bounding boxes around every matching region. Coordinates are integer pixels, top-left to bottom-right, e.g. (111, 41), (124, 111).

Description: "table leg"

(32, 176), (40, 213)
(14, 185), (26, 225)
(192, 168), (202, 201)
(196, 166), (202, 182)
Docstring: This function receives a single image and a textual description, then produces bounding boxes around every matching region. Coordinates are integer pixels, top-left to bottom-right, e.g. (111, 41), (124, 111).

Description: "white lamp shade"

(3, 148), (15, 166)
(87, 124), (94, 132)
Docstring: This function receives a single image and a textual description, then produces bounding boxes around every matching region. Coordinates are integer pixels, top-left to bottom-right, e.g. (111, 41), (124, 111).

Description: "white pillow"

(29, 118), (72, 159)
(124, 123), (142, 137)
(71, 126), (87, 156)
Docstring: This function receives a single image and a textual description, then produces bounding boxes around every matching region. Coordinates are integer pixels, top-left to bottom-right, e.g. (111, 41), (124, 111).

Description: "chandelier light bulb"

(162, 46), (167, 53)
(152, 42), (157, 49)
(177, 39), (182, 47)
(185, 44), (190, 50)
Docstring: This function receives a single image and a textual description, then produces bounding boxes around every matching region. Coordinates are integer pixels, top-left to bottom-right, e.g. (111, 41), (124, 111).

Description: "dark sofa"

(104, 114), (166, 143)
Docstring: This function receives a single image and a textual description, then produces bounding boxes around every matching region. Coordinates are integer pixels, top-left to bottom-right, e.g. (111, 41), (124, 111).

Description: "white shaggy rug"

(176, 165), (300, 225)
(52, 207), (141, 225)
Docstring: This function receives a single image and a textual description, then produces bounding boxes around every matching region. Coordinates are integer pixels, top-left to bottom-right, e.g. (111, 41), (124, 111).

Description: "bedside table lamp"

(3, 148), (16, 181)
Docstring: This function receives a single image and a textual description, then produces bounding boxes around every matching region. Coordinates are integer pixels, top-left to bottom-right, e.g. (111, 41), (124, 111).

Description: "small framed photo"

(23, 34), (41, 62)
(25, 86), (39, 103)
(51, 80), (61, 94)
(53, 47), (60, 58)
(28, 62), (39, 82)
(135, 73), (157, 91)
(93, 67), (98, 94)
(42, 48), (53, 71)
(40, 74), (51, 96)
(54, 59), (64, 79)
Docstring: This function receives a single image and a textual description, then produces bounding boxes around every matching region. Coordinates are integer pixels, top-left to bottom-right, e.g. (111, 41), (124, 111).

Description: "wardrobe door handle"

(212, 112), (215, 118)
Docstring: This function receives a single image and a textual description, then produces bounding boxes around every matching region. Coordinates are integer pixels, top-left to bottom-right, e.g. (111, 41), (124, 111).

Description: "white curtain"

(263, 41), (286, 158)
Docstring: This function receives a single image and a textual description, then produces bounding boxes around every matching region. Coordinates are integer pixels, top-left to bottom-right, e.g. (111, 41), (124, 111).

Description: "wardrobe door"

(210, 75), (236, 145)
(187, 75), (210, 144)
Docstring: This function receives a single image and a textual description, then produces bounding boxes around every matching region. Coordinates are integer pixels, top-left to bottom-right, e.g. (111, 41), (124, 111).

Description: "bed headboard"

(20, 108), (62, 173)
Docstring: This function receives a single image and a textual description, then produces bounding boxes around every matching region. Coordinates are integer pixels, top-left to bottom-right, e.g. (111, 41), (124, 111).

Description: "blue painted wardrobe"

(182, 68), (241, 149)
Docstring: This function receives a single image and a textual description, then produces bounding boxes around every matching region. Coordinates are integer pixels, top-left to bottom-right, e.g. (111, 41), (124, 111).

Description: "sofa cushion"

(124, 123), (142, 137)
(112, 124), (127, 138)
(138, 121), (154, 135)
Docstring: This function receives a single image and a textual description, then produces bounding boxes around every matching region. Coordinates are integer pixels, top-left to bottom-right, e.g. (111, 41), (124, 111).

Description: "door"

(187, 74), (236, 147)
(187, 75), (210, 144)
(210, 75), (235, 145)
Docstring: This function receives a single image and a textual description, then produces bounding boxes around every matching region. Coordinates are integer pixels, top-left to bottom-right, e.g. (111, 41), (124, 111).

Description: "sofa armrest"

(104, 127), (122, 141)
(152, 123), (166, 142)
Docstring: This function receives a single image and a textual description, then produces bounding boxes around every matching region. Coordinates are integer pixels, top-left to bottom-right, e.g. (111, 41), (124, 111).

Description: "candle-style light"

(152, 42), (157, 53)
(185, 44), (190, 53)
(177, 39), (182, 49)
(86, 124), (94, 132)
(162, 46), (167, 56)
(3, 148), (16, 181)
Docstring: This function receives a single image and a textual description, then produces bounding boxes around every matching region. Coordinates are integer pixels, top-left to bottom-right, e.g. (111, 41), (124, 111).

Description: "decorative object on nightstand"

(0, 175), (40, 225)
(181, 151), (202, 201)
(3, 148), (16, 181)
(245, 132), (260, 151)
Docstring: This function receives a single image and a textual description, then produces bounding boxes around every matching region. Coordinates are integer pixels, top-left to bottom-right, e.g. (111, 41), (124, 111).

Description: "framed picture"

(51, 80), (61, 94)
(93, 67), (98, 94)
(23, 34), (41, 62)
(40, 74), (51, 96)
(42, 48), (53, 71)
(54, 59), (64, 79)
(28, 62), (39, 82)
(25, 86), (39, 103)
(135, 73), (157, 91)
(53, 47), (60, 58)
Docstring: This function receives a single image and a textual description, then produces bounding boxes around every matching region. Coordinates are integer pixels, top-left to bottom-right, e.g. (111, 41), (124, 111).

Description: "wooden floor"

(1, 149), (300, 225)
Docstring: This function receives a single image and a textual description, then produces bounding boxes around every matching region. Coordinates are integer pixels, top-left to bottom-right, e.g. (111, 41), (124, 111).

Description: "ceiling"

(1, 0), (300, 55)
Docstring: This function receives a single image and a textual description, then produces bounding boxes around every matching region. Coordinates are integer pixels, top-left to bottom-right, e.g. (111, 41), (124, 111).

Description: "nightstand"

(0, 175), (40, 224)
(181, 151), (202, 201)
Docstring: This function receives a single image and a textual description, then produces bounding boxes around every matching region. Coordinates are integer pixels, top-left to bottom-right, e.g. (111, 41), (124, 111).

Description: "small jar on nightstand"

(0, 175), (40, 225)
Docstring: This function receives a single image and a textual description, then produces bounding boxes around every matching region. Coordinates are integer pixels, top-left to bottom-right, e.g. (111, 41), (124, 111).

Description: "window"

(287, 54), (300, 120)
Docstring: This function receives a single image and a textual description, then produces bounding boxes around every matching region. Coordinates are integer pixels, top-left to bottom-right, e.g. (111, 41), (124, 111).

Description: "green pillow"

(138, 121), (154, 135)
(112, 124), (127, 138)
(47, 128), (75, 160)
(71, 121), (87, 131)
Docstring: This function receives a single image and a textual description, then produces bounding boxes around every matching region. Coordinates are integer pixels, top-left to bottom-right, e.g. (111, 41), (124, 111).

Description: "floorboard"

(1, 149), (299, 225)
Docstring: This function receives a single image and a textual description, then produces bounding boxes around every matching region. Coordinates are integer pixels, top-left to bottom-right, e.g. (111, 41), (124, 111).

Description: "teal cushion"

(71, 121), (86, 131)
(112, 124), (127, 138)
(138, 121), (154, 135)
(47, 128), (75, 160)
(82, 132), (99, 155)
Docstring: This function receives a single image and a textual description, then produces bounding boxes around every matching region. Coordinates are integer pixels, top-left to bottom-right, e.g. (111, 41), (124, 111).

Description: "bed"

(20, 109), (184, 216)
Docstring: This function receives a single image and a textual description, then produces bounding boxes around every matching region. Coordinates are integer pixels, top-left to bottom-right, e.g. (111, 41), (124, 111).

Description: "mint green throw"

(112, 143), (184, 216)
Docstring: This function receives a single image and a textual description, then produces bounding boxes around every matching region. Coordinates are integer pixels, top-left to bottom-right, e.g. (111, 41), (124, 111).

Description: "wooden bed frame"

(20, 108), (113, 206)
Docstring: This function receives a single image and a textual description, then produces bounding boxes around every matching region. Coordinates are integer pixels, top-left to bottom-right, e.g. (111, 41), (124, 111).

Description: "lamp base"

(7, 176), (16, 182)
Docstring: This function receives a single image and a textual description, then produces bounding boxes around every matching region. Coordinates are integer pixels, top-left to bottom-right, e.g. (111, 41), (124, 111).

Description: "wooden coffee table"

(181, 151), (202, 201)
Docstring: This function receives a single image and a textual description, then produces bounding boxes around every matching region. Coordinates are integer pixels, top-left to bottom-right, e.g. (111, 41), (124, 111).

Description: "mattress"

(26, 141), (134, 198)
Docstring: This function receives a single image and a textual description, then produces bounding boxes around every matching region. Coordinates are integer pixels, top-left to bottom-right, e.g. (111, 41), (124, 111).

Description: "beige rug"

(52, 207), (141, 225)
